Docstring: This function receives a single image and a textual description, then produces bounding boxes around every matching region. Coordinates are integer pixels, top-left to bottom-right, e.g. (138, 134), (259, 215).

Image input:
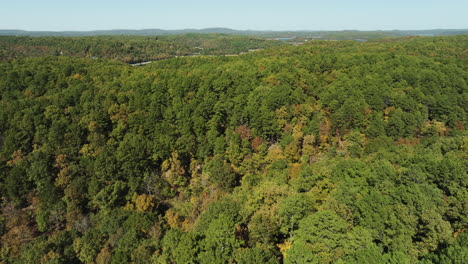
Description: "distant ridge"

(1, 28), (467, 38)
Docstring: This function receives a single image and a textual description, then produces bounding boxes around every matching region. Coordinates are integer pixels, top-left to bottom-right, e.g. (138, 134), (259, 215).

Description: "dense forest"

(0, 34), (284, 63)
(0, 35), (467, 263)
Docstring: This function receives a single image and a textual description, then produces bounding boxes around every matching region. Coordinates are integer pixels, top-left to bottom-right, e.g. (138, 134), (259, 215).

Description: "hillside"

(0, 34), (285, 63)
(0, 35), (467, 263)
(1, 28), (468, 39)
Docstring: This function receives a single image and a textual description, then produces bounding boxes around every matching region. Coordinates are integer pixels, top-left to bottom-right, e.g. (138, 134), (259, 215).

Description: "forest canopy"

(0, 34), (285, 64)
(0, 34), (467, 263)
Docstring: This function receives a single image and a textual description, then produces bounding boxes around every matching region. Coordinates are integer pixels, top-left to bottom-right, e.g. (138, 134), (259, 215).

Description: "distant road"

(130, 49), (263, 66)
(130, 61), (154, 66)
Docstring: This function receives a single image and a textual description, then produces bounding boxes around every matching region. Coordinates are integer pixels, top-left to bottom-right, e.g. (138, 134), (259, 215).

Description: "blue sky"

(2, 0), (467, 31)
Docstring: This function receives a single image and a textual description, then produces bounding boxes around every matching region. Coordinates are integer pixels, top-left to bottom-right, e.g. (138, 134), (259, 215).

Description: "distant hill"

(1, 28), (467, 39)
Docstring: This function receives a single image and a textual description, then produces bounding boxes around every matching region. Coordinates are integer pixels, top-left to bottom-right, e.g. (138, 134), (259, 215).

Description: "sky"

(1, 0), (467, 31)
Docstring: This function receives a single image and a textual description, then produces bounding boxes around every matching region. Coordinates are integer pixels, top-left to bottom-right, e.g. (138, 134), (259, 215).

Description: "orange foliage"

(251, 137), (264, 152)
(125, 193), (156, 212)
(108, 104), (129, 123)
(95, 247), (112, 264)
(291, 104), (303, 116)
(134, 194), (155, 212)
(71, 73), (82, 80)
(235, 125), (252, 141)
(455, 120), (464, 131)
(384, 106), (395, 120)
(365, 107), (372, 115)
(1, 203), (37, 259)
(278, 240), (293, 258)
(6, 150), (25, 166)
(165, 209), (187, 229)
(54, 154), (67, 168)
(283, 123), (292, 134)
(422, 121), (450, 136)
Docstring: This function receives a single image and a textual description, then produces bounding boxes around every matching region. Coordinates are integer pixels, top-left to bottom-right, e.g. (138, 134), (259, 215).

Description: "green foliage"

(234, 247), (279, 264)
(16, 231), (80, 264)
(0, 35), (466, 264)
(91, 181), (128, 211)
(195, 199), (242, 232)
(160, 228), (200, 264)
(421, 232), (468, 264)
(286, 210), (349, 263)
(73, 229), (105, 263)
(341, 244), (411, 264)
(205, 155), (238, 189)
(199, 214), (243, 264)
(278, 193), (315, 235)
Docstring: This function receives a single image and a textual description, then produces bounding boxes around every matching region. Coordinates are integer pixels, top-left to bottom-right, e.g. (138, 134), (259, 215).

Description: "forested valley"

(0, 34), (467, 263)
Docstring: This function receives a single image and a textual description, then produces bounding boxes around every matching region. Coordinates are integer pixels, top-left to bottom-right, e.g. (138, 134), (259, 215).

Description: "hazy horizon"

(2, 0), (467, 32)
(2, 27), (468, 32)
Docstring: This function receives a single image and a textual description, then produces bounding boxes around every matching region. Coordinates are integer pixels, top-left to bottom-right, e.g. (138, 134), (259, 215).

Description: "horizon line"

(1, 27), (468, 33)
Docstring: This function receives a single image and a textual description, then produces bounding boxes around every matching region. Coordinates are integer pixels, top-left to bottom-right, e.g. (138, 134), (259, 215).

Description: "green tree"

(199, 214), (243, 264)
